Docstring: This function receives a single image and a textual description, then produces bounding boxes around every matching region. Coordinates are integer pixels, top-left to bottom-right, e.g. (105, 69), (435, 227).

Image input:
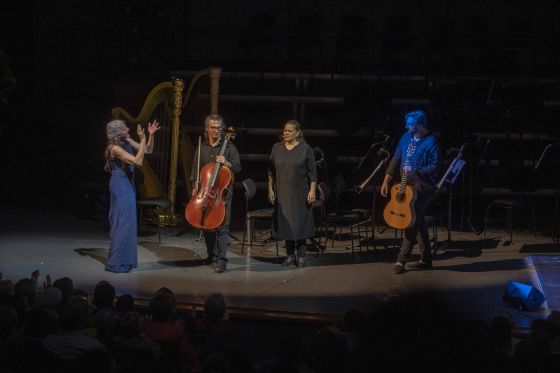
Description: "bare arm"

(267, 174), (275, 204)
(380, 174), (393, 197)
(126, 120), (160, 153)
(145, 120), (160, 154)
(112, 125), (146, 165)
(307, 181), (317, 203)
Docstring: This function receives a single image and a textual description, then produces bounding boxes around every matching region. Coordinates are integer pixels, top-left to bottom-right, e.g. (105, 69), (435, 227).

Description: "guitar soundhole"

(396, 192), (406, 204)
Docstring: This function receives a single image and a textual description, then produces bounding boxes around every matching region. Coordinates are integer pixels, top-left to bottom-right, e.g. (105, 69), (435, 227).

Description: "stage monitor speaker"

(502, 281), (545, 311)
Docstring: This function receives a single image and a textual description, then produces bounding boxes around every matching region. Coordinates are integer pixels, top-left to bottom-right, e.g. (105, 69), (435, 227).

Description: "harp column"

(209, 67), (222, 114)
(168, 78), (185, 218)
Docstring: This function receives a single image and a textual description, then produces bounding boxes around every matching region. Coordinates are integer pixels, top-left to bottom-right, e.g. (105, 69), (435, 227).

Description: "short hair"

(59, 295), (91, 332)
(53, 277), (74, 300)
(149, 292), (176, 321)
(120, 311), (142, 338)
(92, 307), (116, 337)
(93, 281), (115, 309)
(204, 114), (224, 129)
(404, 110), (427, 130)
(204, 293), (226, 321)
(116, 294), (135, 314)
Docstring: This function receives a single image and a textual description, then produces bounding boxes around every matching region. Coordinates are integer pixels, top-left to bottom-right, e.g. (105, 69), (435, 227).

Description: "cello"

(185, 127), (236, 231)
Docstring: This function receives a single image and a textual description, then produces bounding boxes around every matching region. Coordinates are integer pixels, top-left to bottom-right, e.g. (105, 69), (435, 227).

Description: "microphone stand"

(354, 137), (389, 173)
(354, 149), (392, 251)
(308, 149), (328, 252)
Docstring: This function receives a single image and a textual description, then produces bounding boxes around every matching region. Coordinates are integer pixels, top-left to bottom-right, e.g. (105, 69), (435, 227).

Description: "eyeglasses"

(209, 126), (223, 131)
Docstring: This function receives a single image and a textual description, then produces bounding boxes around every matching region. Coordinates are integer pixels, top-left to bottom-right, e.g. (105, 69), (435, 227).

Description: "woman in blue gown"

(104, 119), (160, 273)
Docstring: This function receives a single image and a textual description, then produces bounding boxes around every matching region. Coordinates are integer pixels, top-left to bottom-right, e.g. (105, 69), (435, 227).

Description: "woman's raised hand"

(136, 124), (146, 141)
(148, 119), (161, 136)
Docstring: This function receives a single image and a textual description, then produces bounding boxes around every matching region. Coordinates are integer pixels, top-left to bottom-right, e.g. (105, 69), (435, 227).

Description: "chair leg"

(506, 207), (512, 243)
(241, 218), (248, 255)
(357, 223), (362, 253)
(532, 204), (536, 237)
(483, 204), (493, 238)
(432, 223), (438, 255)
(156, 208), (162, 244)
(350, 225), (355, 256)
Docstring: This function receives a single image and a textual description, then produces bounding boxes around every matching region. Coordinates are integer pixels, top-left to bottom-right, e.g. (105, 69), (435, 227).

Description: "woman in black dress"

(268, 120), (317, 268)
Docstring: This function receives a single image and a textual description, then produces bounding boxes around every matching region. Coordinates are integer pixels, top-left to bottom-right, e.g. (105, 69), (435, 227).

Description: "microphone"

(446, 147), (461, 155)
(463, 133), (480, 144)
(377, 147), (390, 157)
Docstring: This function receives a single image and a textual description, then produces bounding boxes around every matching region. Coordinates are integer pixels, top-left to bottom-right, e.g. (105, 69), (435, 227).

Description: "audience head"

(0, 305), (18, 337)
(38, 286), (62, 310)
(490, 315), (513, 350)
(0, 280), (14, 296)
(530, 318), (557, 342)
(93, 281), (116, 309)
(115, 294), (135, 315)
(92, 307), (117, 337)
(23, 307), (51, 339)
(204, 293), (227, 321)
(59, 294), (91, 332)
(342, 309), (369, 335)
(149, 291), (176, 322)
(120, 311), (142, 338)
(53, 277), (74, 301)
(14, 278), (37, 308)
(277, 331), (308, 364)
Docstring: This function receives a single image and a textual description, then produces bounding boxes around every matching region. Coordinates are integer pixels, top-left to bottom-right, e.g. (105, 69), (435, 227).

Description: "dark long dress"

(106, 142), (138, 273)
(269, 142), (317, 240)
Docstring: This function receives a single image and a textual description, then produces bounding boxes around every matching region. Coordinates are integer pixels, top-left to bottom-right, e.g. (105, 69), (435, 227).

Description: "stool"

(137, 198), (172, 243)
(483, 199), (536, 243)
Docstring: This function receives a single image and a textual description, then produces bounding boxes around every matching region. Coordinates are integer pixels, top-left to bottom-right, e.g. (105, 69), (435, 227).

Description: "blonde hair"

(104, 119), (128, 172)
(284, 120), (305, 143)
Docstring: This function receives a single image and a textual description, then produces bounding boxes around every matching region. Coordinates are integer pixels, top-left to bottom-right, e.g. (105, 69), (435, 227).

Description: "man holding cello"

(190, 114), (241, 273)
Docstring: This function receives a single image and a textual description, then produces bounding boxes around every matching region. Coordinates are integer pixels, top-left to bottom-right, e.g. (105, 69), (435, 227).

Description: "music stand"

(437, 145), (467, 251)
(534, 143), (560, 243)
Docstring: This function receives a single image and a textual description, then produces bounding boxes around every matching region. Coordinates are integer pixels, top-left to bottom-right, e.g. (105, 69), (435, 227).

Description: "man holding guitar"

(381, 110), (440, 274)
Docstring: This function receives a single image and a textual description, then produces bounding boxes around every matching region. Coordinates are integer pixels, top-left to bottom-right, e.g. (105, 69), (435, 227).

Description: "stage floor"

(1, 208), (557, 327)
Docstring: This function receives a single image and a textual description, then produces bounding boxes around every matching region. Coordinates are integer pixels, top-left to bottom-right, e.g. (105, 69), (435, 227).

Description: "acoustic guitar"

(383, 141), (417, 229)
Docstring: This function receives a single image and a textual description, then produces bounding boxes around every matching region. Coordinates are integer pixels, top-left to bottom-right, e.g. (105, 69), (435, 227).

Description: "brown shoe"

(409, 261), (433, 270)
(393, 263), (405, 274)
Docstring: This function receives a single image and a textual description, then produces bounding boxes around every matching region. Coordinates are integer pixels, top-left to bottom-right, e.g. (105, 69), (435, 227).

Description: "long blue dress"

(106, 142), (138, 273)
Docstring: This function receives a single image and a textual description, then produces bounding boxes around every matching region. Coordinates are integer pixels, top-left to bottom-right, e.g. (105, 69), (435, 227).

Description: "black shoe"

(214, 266), (226, 273)
(409, 261), (433, 270)
(203, 256), (214, 265)
(296, 256), (306, 268)
(393, 263), (405, 274)
(281, 255), (296, 267)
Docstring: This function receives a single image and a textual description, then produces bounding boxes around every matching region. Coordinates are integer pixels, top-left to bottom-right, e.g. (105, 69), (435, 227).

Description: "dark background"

(1, 0), (560, 225)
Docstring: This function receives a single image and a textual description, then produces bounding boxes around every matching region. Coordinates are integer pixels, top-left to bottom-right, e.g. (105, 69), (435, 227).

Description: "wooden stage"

(1, 208), (557, 328)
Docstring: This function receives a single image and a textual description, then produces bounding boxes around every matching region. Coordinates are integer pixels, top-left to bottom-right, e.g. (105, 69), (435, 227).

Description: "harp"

(111, 67), (222, 225)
